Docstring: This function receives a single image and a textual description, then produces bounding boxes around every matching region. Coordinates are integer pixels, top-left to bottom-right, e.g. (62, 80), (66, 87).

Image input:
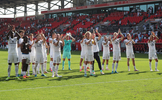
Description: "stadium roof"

(0, 0), (54, 8)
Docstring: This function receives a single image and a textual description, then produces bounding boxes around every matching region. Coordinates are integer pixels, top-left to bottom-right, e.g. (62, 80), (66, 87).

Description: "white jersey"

(18, 38), (23, 52)
(112, 38), (121, 52)
(29, 40), (35, 55)
(102, 40), (110, 55)
(8, 37), (18, 54)
(53, 39), (62, 52)
(43, 43), (47, 54)
(49, 38), (54, 56)
(148, 40), (156, 53)
(93, 37), (99, 53)
(81, 41), (85, 55)
(124, 39), (134, 53)
(84, 39), (94, 55)
(35, 40), (44, 56)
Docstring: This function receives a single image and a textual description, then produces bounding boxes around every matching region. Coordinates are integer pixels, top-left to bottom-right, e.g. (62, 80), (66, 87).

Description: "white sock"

(84, 64), (87, 75)
(52, 65), (55, 76)
(128, 66), (130, 69)
(35, 63), (38, 75)
(56, 65), (59, 75)
(44, 63), (47, 72)
(115, 63), (118, 71)
(149, 62), (152, 70)
(22, 71), (26, 76)
(37, 64), (40, 73)
(50, 61), (53, 69)
(83, 63), (85, 68)
(155, 62), (158, 69)
(90, 64), (93, 74)
(32, 64), (35, 74)
(28, 65), (30, 74)
(106, 64), (108, 69)
(102, 64), (104, 69)
(112, 63), (114, 71)
(41, 64), (44, 74)
(15, 64), (19, 77)
(80, 66), (81, 69)
(134, 66), (136, 70)
(8, 65), (11, 77)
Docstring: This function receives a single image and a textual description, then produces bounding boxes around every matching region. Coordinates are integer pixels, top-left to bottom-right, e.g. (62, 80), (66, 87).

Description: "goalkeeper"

(62, 33), (75, 70)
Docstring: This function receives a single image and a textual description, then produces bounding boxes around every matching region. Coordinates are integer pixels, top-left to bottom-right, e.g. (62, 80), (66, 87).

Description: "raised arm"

(152, 31), (159, 42)
(54, 40), (59, 46)
(15, 31), (21, 40)
(85, 39), (91, 45)
(112, 33), (119, 41)
(109, 36), (112, 44)
(96, 29), (101, 41)
(61, 38), (65, 46)
(41, 32), (46, 43)
(80, 36), (85, 43)
(119, 29), (124, 41)
(70, 35), (75, 42)
(6, 30), (12, 40)
(45, 42), (49, 55)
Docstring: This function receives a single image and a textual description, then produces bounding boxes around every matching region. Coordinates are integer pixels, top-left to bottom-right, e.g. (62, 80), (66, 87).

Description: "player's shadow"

(48, 74), (90, 81)
(156, 73), (162, 75)
(0, 76), (16, 82)
(59, 69), (80, 74)
(128, 71), (148, 75)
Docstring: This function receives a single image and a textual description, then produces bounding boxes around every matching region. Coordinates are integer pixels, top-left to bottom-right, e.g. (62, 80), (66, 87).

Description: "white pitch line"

(0, 77), (161, 92)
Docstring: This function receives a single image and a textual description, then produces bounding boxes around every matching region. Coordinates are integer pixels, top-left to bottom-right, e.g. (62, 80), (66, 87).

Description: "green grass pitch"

(0, 50), (162, 100)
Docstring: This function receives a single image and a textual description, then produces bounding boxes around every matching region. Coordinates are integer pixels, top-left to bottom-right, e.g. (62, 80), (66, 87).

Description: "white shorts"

(80, 52), (85, 59)
(29, 53), (36, 63)
(85, 53), (94, 62)
(113, 51), (121, 61)
(36, 54), (44, 64)
(149, 52), (158, 60)
(103, 53), (110, 60)
(18, 52), (22, 62)
(50, 52), (53, 58)
(8, 53), (19, 63)
(126, 51), (135, 58)
(53, 52), (61, 63)
(22, 54), (30, 60)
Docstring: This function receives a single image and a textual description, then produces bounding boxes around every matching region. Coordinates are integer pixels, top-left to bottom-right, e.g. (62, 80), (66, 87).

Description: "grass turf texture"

(0, 50), (162, 100)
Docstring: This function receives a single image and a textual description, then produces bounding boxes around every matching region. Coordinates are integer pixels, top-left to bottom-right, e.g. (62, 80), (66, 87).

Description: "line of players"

(6, 25), (76, 80)
(6, 25), (159, 80)
(79, 29), (159, 76)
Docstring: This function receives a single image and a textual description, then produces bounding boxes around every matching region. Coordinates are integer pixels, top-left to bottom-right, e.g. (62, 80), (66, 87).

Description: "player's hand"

(109, 36), (111, 40)
(151, 31), (155, 37)
(118, 29), (120, 34)
(96, 29), (98, 33)
(47, 52), (49, 55)
(61, 34), (63, 38)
